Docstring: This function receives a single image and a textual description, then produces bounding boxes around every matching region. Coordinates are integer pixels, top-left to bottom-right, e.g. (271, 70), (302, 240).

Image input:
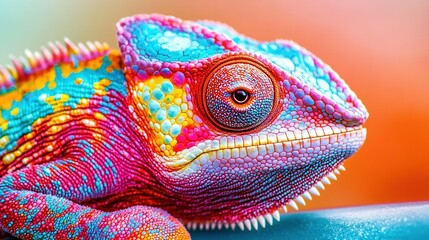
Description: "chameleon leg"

(0, 159), (189, 239)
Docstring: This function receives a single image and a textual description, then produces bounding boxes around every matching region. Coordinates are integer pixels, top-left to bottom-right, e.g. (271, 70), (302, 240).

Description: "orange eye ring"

(200, 55), (282, 133)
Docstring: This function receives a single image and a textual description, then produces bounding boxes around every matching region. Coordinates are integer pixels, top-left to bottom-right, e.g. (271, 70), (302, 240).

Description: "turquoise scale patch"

(155, 108), (166, 122)
(0, 56), (127, 156)
(161, 81), (173, 94)
(148, 100), (161, 114)
(170, 124), (181, 137)
(167, 105), (180, 118)
(130, 22), (228, 62)
(152, 88), (164, 100)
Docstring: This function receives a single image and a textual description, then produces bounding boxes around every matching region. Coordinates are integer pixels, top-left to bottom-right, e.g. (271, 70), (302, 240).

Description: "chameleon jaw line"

(185, 163), (347, 231)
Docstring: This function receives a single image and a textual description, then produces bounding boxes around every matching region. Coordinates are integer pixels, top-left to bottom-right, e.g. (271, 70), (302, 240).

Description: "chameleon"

(0, 14), (368, 239)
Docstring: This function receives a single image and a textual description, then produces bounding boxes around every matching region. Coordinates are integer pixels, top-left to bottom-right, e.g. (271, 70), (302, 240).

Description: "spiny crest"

(0, 38), (110, 94)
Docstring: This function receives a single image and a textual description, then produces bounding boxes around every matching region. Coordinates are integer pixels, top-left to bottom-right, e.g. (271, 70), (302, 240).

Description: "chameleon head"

(117, 14), (368, 228)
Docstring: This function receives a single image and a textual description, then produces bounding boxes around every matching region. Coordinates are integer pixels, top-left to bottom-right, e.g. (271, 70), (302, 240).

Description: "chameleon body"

(0, 14), (368, 239)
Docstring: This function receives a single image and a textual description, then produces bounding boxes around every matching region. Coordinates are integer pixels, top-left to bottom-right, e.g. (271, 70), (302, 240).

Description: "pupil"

(233, 89), (249, 104)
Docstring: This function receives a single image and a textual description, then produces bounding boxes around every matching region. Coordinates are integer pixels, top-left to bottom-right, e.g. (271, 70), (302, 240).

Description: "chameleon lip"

(170, 126), (366, 170)
(184, 163), (347, 231)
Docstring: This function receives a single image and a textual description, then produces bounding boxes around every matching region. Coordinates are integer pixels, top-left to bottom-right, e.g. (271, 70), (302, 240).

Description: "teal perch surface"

(0, 14), (368, 239)
(192, 202), (429, 239)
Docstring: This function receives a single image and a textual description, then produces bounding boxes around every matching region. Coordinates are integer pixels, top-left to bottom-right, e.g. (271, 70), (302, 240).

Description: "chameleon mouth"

(180, 126), (366, 231)
(170, 126), (366, 170)
(184, 163), (346, 231)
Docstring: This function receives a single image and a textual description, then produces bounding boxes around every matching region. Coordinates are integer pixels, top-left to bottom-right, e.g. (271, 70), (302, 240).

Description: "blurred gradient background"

(1, 0), (428, 211)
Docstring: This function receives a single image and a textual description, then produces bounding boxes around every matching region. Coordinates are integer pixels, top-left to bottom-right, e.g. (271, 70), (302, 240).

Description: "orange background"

(1, 0), (428, 210)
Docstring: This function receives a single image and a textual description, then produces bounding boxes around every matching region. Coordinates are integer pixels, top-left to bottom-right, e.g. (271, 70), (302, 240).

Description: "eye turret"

(201, 56), (280, 132)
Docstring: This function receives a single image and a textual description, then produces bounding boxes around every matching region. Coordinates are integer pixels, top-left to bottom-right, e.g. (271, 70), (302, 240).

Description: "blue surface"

(191, 202), (429, 239)
(2, 202), (428, 239)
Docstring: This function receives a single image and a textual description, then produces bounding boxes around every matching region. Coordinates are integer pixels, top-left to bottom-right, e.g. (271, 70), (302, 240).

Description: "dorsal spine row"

(0, 38), (110, 94)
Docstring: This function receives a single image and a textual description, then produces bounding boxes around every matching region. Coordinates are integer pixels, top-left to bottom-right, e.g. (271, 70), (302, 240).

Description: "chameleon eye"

(202, 57), (279, 132)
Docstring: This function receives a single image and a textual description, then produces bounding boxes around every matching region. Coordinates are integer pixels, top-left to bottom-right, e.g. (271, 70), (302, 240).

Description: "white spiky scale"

(224, 222), (230, 229)
(257, 216), (266, 228)
(78, 42), (90, 57)
(295, 195), (306, 206)
(338, 165), (346, 171)
(5, 64), (16, 78)
(24, 49), (36, 67)
(309, 186), (320, 196)
(55, 40), (67, 57)
(33, 51), (45, 68)
(41, 46), (53, 64)
(264, 213), (273, 226)
(9, 55), (22, 78)
(18, 56), (30, 72)
(238, 221), (245, 231)
(251, 218), (259, 230)
(282, 205), (288, 213)
(48, 41), (61, 61)
(302, 191), (312, 200)
(0, 66), (12, 81)
(64, 37), (80, 55)
(244, 219), (252, 231)
(102, 42), (109, 51)
(94, 41), (103, 51)
(85, 41), (95, 52)
(322, 176), (331, 184)
(328, 172), (337, 180)
(272, 210), (280, 222)
(288, 200), (299, 210)
(316, 181), (325, 190)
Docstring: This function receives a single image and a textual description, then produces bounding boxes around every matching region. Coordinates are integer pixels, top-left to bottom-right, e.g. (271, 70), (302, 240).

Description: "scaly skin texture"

(0, 14), (368, 239)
